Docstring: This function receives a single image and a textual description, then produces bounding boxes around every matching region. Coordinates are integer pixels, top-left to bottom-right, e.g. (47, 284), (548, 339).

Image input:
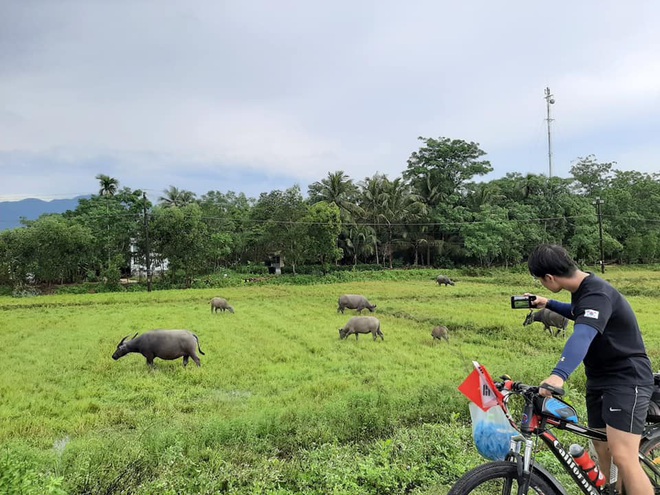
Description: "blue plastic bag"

(469, 402), (517, 461)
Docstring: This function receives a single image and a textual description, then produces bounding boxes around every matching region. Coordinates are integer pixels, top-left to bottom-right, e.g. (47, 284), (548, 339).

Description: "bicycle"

(449, 363), (660, 495)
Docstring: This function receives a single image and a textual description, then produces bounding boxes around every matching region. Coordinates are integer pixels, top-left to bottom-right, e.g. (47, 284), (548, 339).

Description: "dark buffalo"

(337, 294), (377, 314)
(436, 275), (455, 286)
(112, 329), (205, 367)
(431, 325), (449, 343)
(523, 309), (569, 338)
(339, 316), (383, 341)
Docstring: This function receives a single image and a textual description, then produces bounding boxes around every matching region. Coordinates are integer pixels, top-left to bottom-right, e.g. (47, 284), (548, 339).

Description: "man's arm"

(550, 323), (598, 381)
(546, 300), (573, 320)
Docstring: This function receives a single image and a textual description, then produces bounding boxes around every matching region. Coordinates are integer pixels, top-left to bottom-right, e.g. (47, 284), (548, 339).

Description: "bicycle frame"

(497, 382), (660, 495)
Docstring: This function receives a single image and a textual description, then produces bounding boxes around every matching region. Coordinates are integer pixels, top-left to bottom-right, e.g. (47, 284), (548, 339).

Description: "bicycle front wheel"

(448, 461), (560, 495)
(640, 430), (660, 487)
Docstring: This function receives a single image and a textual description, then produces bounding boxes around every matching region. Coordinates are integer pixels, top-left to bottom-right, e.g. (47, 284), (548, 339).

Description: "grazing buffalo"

(431, 325), (449, 343)
(436, 275), (455, 286)
(337, 294), (376, 314)
(339, 316), (383, 341)
(112, 330), (205, 367)
(523, 309), (569, 338)
(211, 297), (234, 313)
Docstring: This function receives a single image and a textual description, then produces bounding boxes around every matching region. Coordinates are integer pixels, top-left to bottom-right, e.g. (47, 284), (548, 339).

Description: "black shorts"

(586, 384), (652, 434)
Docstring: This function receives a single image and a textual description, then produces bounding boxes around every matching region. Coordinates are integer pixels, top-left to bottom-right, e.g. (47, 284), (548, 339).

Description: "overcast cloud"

(1, 0), (659, 201)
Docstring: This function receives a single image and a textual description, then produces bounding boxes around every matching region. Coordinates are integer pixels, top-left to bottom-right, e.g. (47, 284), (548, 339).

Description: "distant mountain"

(0, 196), (89, 231)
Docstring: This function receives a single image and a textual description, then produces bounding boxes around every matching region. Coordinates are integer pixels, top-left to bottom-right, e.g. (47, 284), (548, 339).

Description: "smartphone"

(510, 295), (536, 309)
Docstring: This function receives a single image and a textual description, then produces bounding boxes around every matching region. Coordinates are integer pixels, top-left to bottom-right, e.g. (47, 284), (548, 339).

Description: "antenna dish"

(549, 98), (555, 104)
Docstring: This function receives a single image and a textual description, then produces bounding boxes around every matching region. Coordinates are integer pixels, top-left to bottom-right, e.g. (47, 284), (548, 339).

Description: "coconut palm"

(344, 224), (377, 266)
(358, 174), (388, 265)
(308, 171), (362, 222)
(377, 178), (427, 268)
(96, 174), (119, 197)
(159, 186), (197, 208)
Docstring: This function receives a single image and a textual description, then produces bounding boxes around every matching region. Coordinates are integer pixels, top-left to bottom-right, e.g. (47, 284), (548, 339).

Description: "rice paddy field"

(2, 267), (660, 494)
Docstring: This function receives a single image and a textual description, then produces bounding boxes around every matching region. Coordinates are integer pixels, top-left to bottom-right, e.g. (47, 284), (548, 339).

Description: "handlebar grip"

(540, 382), (565, 397)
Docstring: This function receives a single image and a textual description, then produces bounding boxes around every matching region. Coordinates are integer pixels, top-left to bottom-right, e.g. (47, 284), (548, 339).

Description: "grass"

(1, 267), (660, 493)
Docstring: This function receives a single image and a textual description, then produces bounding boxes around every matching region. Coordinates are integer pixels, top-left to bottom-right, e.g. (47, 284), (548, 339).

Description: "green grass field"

(2, 267), (660, 494)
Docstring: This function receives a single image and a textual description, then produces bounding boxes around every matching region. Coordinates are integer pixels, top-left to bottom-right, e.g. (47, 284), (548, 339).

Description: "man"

(527, 244), (653, 494)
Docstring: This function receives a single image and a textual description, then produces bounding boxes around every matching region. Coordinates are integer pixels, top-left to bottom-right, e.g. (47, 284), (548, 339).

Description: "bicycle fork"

(508, 434), (536, 494)
(508, 432), (606, 495)
(510, 434), (535, 476)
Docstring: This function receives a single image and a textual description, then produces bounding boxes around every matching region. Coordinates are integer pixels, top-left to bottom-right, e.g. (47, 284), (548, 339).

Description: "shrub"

(12, 285), (41, 298)
(0, 452), (67, 495)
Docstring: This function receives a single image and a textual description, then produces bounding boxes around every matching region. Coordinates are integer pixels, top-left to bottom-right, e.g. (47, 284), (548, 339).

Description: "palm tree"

(377, 178), (427, 268)
(159, 186), (197, 208)
(344, 224), (377, 265)
(96, 174), (119, 197)
(307, 171), (362, 222)
(358, 174), (388, 266)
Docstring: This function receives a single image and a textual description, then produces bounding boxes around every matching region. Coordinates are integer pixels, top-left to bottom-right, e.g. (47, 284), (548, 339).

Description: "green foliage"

(0, 451), (67, 495)
(64, 187), (146, 280)
(12, 284), (42, 297)
(4, 215), (95, 285)
(305, 201), (343, 268)
(101, 254), (125, 286)
(3, 165), (660, 287)
(150, 203), (209, 286)
(249, 185), (310, 274)
(404, 136), (493, 207)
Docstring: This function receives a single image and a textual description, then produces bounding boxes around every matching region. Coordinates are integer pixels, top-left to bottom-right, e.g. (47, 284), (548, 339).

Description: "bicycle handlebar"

(495, 376), (565, 398)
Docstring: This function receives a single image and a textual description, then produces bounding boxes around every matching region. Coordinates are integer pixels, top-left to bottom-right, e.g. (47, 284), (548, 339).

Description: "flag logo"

(584, 309), (599, 319)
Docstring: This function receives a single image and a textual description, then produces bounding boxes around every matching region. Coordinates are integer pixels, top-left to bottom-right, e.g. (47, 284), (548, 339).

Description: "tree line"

(1, 136), (659, 287)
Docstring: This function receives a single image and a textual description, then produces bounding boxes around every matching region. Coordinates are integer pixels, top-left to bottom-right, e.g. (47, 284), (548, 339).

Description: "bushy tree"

(249, 186), (309, 274)
(198, 190), (255, 266)
(305, 202), (343, 271)
(150, 203), (209, 286)
(403, 136), (492, 207)
(15, 215), (95, 285)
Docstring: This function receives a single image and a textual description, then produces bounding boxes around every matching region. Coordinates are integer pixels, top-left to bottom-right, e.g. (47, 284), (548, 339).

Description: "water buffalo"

(436, 275), (455, 286)
(112, 330), (205, 367)
(211, 297), (234, 313)
(523, 309), (569, 338)
(337, 294), (376, 314)
(339, 316), (383, 341)
(431, 325), (449, 343)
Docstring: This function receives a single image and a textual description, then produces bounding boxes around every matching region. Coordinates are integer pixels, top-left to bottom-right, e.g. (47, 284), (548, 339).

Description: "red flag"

(458, 368), (482, 406)
(458, 361), (503, 411)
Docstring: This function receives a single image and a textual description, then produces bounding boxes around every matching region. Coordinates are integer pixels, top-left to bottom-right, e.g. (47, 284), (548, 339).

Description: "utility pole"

(544, 87), (555, 177)
(592, 197), (605, 273)
(143, 192), (152, 292)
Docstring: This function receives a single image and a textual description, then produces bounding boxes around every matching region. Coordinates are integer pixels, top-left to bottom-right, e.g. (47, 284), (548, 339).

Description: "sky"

(1, 1), (659, 203)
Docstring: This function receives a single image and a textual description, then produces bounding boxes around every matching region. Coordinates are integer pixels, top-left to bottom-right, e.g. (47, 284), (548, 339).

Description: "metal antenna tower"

(544, 87), (555, 177)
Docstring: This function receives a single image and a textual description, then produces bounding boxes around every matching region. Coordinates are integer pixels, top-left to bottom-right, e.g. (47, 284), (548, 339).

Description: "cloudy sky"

(1, 1), (659, 202)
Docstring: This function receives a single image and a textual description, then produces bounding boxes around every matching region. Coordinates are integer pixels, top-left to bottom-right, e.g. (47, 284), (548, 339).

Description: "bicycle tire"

(639, 430), (660, 487)
(448, 461), (561, 495)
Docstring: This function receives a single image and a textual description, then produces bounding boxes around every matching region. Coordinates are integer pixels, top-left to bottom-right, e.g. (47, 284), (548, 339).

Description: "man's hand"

(525, 293), (547, 309)
(539, 375), (565, 397)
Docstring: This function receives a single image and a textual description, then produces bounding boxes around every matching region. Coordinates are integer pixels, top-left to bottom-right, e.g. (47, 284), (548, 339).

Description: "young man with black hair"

(527, 243), (653, 494)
